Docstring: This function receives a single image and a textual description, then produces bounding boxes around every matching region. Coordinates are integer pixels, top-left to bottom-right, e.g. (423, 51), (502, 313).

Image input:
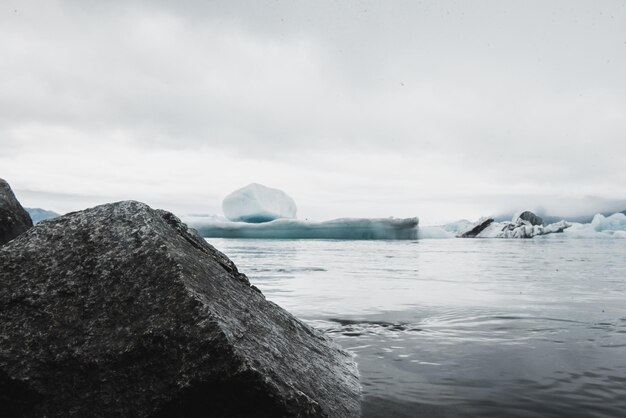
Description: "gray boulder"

(516, 211), (544, 226)
(0, 178), (33, 246)
(0, 201), (360, 417)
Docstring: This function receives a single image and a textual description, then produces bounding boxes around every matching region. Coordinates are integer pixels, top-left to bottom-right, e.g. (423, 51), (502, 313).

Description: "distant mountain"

(25, 208), (60, 224)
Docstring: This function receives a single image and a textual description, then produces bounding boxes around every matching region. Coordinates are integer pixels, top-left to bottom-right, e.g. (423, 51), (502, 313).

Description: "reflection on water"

(209, 238), (626, 417)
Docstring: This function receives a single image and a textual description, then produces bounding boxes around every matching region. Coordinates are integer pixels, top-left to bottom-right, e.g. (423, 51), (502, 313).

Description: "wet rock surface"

(0, 201), (360, 417)
(0, 178), (33, 246)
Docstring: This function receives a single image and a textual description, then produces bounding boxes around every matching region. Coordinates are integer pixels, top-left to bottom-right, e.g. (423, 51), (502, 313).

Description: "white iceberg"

(189, 217), (419, 240)
(456, 211), (626, 239)
(442, 219), (473, 234)
(417, 226), (455, 239)
(493, 219), (571, 238)
(222, 183), (297, 223)
(457, 212), (571, 238)
(553, 212), (626, 238)
(591, 212), (626, 232)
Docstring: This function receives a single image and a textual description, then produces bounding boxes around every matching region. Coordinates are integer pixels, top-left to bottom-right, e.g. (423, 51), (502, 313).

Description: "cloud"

(1, 0), (625, 222)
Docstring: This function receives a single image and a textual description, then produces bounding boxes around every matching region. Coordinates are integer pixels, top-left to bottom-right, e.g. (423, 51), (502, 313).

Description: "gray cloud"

(1, 0), (625, 222)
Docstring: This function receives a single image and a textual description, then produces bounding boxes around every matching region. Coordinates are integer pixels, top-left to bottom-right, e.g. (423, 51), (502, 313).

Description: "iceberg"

(442, 219), (473, 234)
(189, 217), (419, 240)
(458, 217), (494, 238)
(555, 212), (626, 238)
(514, 211), (543, 226)
(222, 183), (297, 223)
(591, 212), (626, 232)
(205, 182), (417, 239)
(417, 225), (455, 239)
(457, 211), (571, 238)
(495, 219), (571, 238)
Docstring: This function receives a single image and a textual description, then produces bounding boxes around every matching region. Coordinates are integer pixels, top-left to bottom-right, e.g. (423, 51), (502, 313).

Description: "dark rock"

(459, 218), (494, 238)
(25, 207), (60, 224)
(0, 178), (33, 246)
(0, 201), (360, 417)
(517, 211), (543, 226)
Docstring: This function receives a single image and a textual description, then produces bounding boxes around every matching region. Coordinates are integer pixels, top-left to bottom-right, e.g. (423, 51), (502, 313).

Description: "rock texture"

(459, 217), (494, 238)
(0, 201), (360, 417)
(516, 211), (544, 226)
(0, 178), (33, 246)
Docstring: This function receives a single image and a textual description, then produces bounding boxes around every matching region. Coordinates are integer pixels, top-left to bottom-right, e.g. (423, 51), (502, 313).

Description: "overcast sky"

(1, 0), (625, 224)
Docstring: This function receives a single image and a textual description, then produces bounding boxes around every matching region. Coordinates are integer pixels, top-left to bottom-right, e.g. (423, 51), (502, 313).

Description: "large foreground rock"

(0, 201), (360, 417)
(0, 178), (33, 246)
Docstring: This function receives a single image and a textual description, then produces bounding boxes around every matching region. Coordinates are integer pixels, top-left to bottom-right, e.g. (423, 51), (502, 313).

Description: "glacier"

(189, 217), (419, 240)
(222, 183), (297, 223)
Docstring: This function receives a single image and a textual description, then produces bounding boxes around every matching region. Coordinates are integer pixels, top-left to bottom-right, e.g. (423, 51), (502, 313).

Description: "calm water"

(208, 238), (626, 418)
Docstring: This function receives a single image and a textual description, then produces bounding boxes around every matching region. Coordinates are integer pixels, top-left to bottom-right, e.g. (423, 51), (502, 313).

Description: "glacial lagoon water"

(208, 238), (626, 418)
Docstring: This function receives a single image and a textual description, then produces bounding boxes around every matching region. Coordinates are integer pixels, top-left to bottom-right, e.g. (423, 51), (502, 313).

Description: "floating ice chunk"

(417, 226), (455, 239)
(554, 212), (626, 238)
(591, 213), (626, 232)
(458, 215), (570, 238)
(442, 219), (473, 234)
(496, 219), (570, 238)
(458, 217), (494, 238)
(190, 217), (419, 240)
(222, 183), (297, 223)
(515, 211), (544, 226)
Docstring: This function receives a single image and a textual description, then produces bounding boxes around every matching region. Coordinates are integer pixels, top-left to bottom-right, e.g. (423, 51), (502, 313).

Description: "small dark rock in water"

(0, 178), (33, 246)
(460, 218), (494, 238)
(517, 211), (544, 226)
(0, 201), (360, 417)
